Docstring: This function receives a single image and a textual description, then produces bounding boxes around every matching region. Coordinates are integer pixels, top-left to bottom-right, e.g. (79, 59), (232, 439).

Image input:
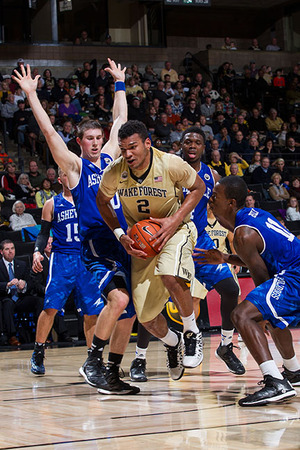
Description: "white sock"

(161, 329), (180, 347)
(260, 360), (283, 379)
(221, 329), (234, 346)
(283, 355), (300, 372)
(182, 312), (199, 334)
(135, 346), (147, 360)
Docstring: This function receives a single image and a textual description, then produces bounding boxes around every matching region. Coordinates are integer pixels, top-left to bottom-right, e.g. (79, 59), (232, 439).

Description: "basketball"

(130, 219), (162, 257)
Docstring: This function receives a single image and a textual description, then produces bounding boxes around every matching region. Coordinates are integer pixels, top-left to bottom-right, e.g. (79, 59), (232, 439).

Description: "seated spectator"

(222, 94), (237, 118)
(265, 108), (284, 139)
(1, 93), (18, 138)
(229, 131), (251, 161)
(251, 156), (273, 187)
(58, 94), (79, 122)
(165, 104), (180, 127)
(273, 157), (291, 185)
(225, 152), (248, 176)
(282, 137), (298, 166)
(266, 37), (281, 51)
(35, 178), (56, 208)
(249, 38), (262, 51)
(245, 193), (257, 208)
(1, 162), (18, 196)
(182, 99), (201, 125)
(173, 81), (186, 102)
(128, 97), (144, 122)
(154, 113), (174, 143)
(170, 141), (180, 154)
(199, 115), (213, 143)
(248, 107), (267, 132)
(286, 197), (300, 221)
(269, 173), (290, 202)
(273, 68), (286, 88)
(221, 37), (231, 50)
(50, 78), (68, 103)
(286, 123), (300, 146)
(200, 95), (215, 120)
(143, 106), (158, 134)
(262, 138), (281, 162)
(276, 122), (288, 147)
(14, 173), (36, 201)
(208, 149), (226, 177)
(143, 64), (159, 84)
(170, 121), (183, 143)
(153, 81), (169, 109)
(28, 160), (44, 190)
(95, 68), (110, 90)
(228, 163), (240, 176)
(46, 168), (62, 195)
(9, 200), (37, 231)
(254, 69), (270, 101)
(126, 77), (141, 98)
(153, 138), (169, 153)
(289, 177), (300, 201)
(94, 93), (111, 122)
(76, 84), (89, 111)
(57, 120), (74, 145)
(43, 69), (56, 93)
(212, 112), (231, 135)
(160, 61), (178, 84)
(0, 239), (43, 346)
(163, 81), (175, 100)
(248, 151), (262, 173)
(215, 126), (231, 152)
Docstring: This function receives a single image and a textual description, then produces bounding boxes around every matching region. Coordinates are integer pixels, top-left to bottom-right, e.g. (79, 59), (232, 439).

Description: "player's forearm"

(224, 254), (247, 267)
(96, 191), (121, 232)
(113, 87), (127, 123)
(174, 178), (206, 225)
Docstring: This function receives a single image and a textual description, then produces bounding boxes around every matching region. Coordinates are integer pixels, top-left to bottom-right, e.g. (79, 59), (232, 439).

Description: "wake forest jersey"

(71, 155), (127, 242)
(235, 207), (300, 276)
(205, 218), (228, 254)
(183, 162), (215, 235)
(51, 193), (80, 254)
(100, 147), (197, 228)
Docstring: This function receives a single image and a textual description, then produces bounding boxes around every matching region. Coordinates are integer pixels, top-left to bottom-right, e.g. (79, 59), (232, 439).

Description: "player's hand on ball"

(193, 248), (224, 265)
(149, 216), (179, 251)
(120, 234), (147, 259)
(32, 252), (44, 273)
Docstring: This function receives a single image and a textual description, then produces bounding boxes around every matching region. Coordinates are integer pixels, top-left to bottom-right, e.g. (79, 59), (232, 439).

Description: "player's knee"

(43, 308), (58, 317)
(108, 290), (129, 314)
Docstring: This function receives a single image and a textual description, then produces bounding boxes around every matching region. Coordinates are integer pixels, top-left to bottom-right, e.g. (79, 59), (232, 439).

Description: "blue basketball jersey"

(51, 193), (80, 254)
(71, 155), (127, 242)
(183, 162), (215, 235)
(235, 208), (300, 276)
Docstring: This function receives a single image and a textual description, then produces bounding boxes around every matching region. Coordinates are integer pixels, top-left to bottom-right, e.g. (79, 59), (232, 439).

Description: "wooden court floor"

(1, 330), (300, 450)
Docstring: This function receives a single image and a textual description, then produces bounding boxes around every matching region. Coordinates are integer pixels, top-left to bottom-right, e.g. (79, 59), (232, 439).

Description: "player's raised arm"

(101, 58), (127, 160)
(12, 65), (79, 175)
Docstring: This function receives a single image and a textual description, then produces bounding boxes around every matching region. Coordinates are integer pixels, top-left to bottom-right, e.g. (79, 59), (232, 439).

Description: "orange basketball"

(130, 219), (162, 257)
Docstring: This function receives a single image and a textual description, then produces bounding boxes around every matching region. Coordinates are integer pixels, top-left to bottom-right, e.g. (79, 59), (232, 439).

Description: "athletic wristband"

(114, 81), (126, 92)
(113, 228), (125, 241)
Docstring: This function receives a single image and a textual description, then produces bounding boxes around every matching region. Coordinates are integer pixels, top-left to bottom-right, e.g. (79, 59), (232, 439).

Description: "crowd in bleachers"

(0, 51), (299, 345)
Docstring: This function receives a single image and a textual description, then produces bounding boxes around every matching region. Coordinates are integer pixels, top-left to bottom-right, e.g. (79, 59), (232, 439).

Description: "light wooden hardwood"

(1, 330), (300, 449)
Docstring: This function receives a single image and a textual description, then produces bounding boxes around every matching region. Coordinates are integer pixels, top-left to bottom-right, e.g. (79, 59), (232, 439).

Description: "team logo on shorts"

(121, 171), (128, 179)
(204, 173), (210, 180)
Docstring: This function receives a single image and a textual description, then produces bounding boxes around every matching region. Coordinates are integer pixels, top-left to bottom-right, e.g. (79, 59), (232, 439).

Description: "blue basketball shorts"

(44, 252), (104, 316)
(194, 231), (233, 291)
(246, 269), (300, 329)
(81, 237), (135, 319)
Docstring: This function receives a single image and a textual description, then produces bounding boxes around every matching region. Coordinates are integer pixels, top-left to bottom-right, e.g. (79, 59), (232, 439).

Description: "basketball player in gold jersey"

(97, 120), (206, 380)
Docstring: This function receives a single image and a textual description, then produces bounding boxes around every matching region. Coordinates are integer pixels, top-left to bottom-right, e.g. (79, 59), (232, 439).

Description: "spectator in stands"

(28, 160), (44, 190)
(14, 173), (36, 201)
(248, 107), (267, 133)
(289, 177), (300, 201)
(42, 69), (56, 93)
(50, 78), (68, 103)
(266, 37), (281, 51)
(0, 141), (13, 169)
(58, 94), (79, 122)
(171, 94), (184, 116)
(221, 37), (231, 50)
(0, 239), (43, 346)
(125, 77), (141, 98)
(12, 100), (31, 147)
(229, 163), (240, 176)
(212, 112), (230, 135)
(154, 112), (174, 143)
(128, 97), (144, 122)
(143, 105), (158, 134)
(265, 108), (284, 139)
(273, 157), (291, 185)
(57, 120), (74, 145)
(1, 93), (18, 138)
(269, 173), (290, 202)
(79, 30), (92, 45)
(245, 193), (257, 208)
(170, 121), (183, 143)
(35, 178), (56, 209)
(225, 152), (248, 177)
(273, 68), (286, 89)
(170, 141), (181, 154)
(76, 84), (89, 111)
(165, 104), (180, 127)
(182, 98), (201, 125)
(215, 126), (231, 153)
(208, 149), (226, 178)
(46, 168), (61, 195)
(9, 200), (37, 231)
(251, 155), (273, 187)
(94, 93), (111, 122)
(282, 137), (298, 166)
(286, 123), (300, 146)
(229, 131), (251, 161)
(173, 81), (186, 102)
(200, 95), (215, 120)
(276, 122), (288, 147)
(160, 61), (178, 84)
(152, 81), (169, 109)
(286, 197), (300, 221)
(249, 38), (262, 51)
(199, 115), (213, 143)
(254, 69), (270, 101)
(262, 138), (281, 162)
(163, 81), (175, 100)
(1, 162), (18, 196)
(143, 65), (159, 84)
(248, 150), (262, 174)
(0, 202), (9, 229)
(248, 136), (261, 154)
(222, 94), (237, 118)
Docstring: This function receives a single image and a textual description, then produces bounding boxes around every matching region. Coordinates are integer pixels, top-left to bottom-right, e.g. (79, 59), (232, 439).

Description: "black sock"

(90, 335), (107, 359)
(107, 352), (123, 367)
(34, 342), (45, 351)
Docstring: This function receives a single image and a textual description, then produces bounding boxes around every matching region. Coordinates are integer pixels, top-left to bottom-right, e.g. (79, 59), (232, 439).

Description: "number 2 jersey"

(235, 207), (300, 276)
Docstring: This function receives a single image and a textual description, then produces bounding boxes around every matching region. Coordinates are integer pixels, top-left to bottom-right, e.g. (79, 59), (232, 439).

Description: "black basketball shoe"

(239, 375), (296, 407)
(282, 366), (300, 386)
(164, 329), (184, 380)
(31, 347), (45, 375)
(79, 355), (107, 388)
(130, 358), (147, 382)
(97, 364), (140, 395)
(215, 343), (245, 375)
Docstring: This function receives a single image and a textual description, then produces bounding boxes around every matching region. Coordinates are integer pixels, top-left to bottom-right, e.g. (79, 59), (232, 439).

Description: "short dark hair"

(0, 239), (14, 250)
(76, 118), (103, 139)
(118, 120), (148, 142)
(181, 126), (205, 143)
(219, 176), (248, 208)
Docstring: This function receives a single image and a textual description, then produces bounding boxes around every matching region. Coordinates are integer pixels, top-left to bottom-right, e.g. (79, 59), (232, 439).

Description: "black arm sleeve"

(34, 220), (52, 254)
